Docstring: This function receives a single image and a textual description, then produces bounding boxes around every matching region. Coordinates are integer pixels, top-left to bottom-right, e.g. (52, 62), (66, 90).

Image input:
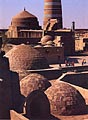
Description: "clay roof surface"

(5, 44), (49, 71)
(45, 81), (86, 116)
(20, 73), (51, 97)
(41, 35), (53, 45)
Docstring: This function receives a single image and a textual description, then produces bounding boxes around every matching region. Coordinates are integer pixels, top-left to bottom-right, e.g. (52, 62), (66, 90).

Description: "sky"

(0, 0), (88, 29)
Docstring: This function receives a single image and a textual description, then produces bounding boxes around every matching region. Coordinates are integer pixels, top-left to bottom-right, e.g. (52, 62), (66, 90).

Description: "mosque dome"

(41, 35), (53, 45)
(5, 44), (49, 71)
(20, 73), (51, 97)
(11, 8), (40, 29)
(45, 81), (86, 116)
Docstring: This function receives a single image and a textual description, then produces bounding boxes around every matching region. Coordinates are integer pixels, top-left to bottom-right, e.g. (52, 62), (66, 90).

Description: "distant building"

(5, 0), (75, 57)
(45, 29), (75, 55)
(6, 8), (42, 38)
(0, 29), (8, 37)
(75, 29), (88, 51)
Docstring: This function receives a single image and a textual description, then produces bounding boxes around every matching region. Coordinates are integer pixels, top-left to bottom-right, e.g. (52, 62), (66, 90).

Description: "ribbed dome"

(45, 81), (86, 116)
(11, 9), (40, 29)
(5, 44), (49, 71)
(12, 9), (36, 19)
(20, 73), (51, 97)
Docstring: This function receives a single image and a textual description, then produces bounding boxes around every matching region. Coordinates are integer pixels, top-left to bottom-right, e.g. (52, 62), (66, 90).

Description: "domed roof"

(45, 81), (86, 115)
(46, 41), (54, 45)
(5, 44), (49, 71)
(20, 73), (51, 97)
(41, 35), (53, 45)
(34, 45), (43, 48)
(12, 8), (36, 20)
(11, 8), (40, 29)
(25, 90), (50, 119)
(44, 44), (54, 47)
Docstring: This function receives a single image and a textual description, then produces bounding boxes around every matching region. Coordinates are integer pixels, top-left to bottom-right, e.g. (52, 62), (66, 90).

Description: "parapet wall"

(10, 110), (28, 120)
(6, 38), (41, 45)
(60, 71), (88, 89)
(35, 46), (64, 64)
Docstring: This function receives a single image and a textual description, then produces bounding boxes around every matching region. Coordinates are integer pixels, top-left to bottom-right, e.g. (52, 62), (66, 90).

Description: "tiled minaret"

(43, 0), (63, 30)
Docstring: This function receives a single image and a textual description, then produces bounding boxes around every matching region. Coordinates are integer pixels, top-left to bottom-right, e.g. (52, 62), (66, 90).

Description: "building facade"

(75, 29), (88, 51)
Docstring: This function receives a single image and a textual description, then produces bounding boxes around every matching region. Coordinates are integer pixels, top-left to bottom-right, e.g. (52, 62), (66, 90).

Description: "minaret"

(43, 0), (63, 30)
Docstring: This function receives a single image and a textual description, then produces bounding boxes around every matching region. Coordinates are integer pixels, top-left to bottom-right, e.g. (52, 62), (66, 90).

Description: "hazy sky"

(0, 0), (88, 29)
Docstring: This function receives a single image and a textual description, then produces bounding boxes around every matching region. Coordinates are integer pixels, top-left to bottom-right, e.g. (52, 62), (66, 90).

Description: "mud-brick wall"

(10, 110), (28, 120)
(35, 46), (64, 64)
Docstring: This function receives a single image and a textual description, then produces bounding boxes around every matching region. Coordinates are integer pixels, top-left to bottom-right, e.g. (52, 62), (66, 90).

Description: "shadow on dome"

(45, 81), (87, 116)
(24, 90), (60, 120)
(20, 73), (51, 97)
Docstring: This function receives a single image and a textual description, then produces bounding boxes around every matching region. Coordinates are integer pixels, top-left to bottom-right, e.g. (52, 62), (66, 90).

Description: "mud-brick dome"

(41, 35), (54, 45)
(25, 90), (50, 119)
(45, 81), (86, 116)
(11, 8), (40, 29)
(20, 73), (51, 97)
(44, 41), (54, 47)
(5, 44), (49, 71)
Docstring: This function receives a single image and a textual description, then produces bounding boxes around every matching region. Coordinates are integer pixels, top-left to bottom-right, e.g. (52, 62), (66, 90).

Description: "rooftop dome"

(44, 44), (54, 47)
(46, 41), (54, 45)
(34, 45), (43, 48)
(11, 8), (40, 29)
(45, 81), (86, 116)
(20, 73), (51, 97)
(5, 44), (49, 71)
(41, 35), (53, 45)
(25, 90), (50, 119)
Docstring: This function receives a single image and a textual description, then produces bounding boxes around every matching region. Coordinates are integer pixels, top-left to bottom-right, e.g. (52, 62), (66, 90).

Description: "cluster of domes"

(45, 81), (86, 116)
(20, 73), (51, 97)
(5, 44), (49, 71)
(21, 80), (87, 120)
(3, 42), (87, 119)
(11, 8), (41, 29)
(40, 35), (59, 47)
